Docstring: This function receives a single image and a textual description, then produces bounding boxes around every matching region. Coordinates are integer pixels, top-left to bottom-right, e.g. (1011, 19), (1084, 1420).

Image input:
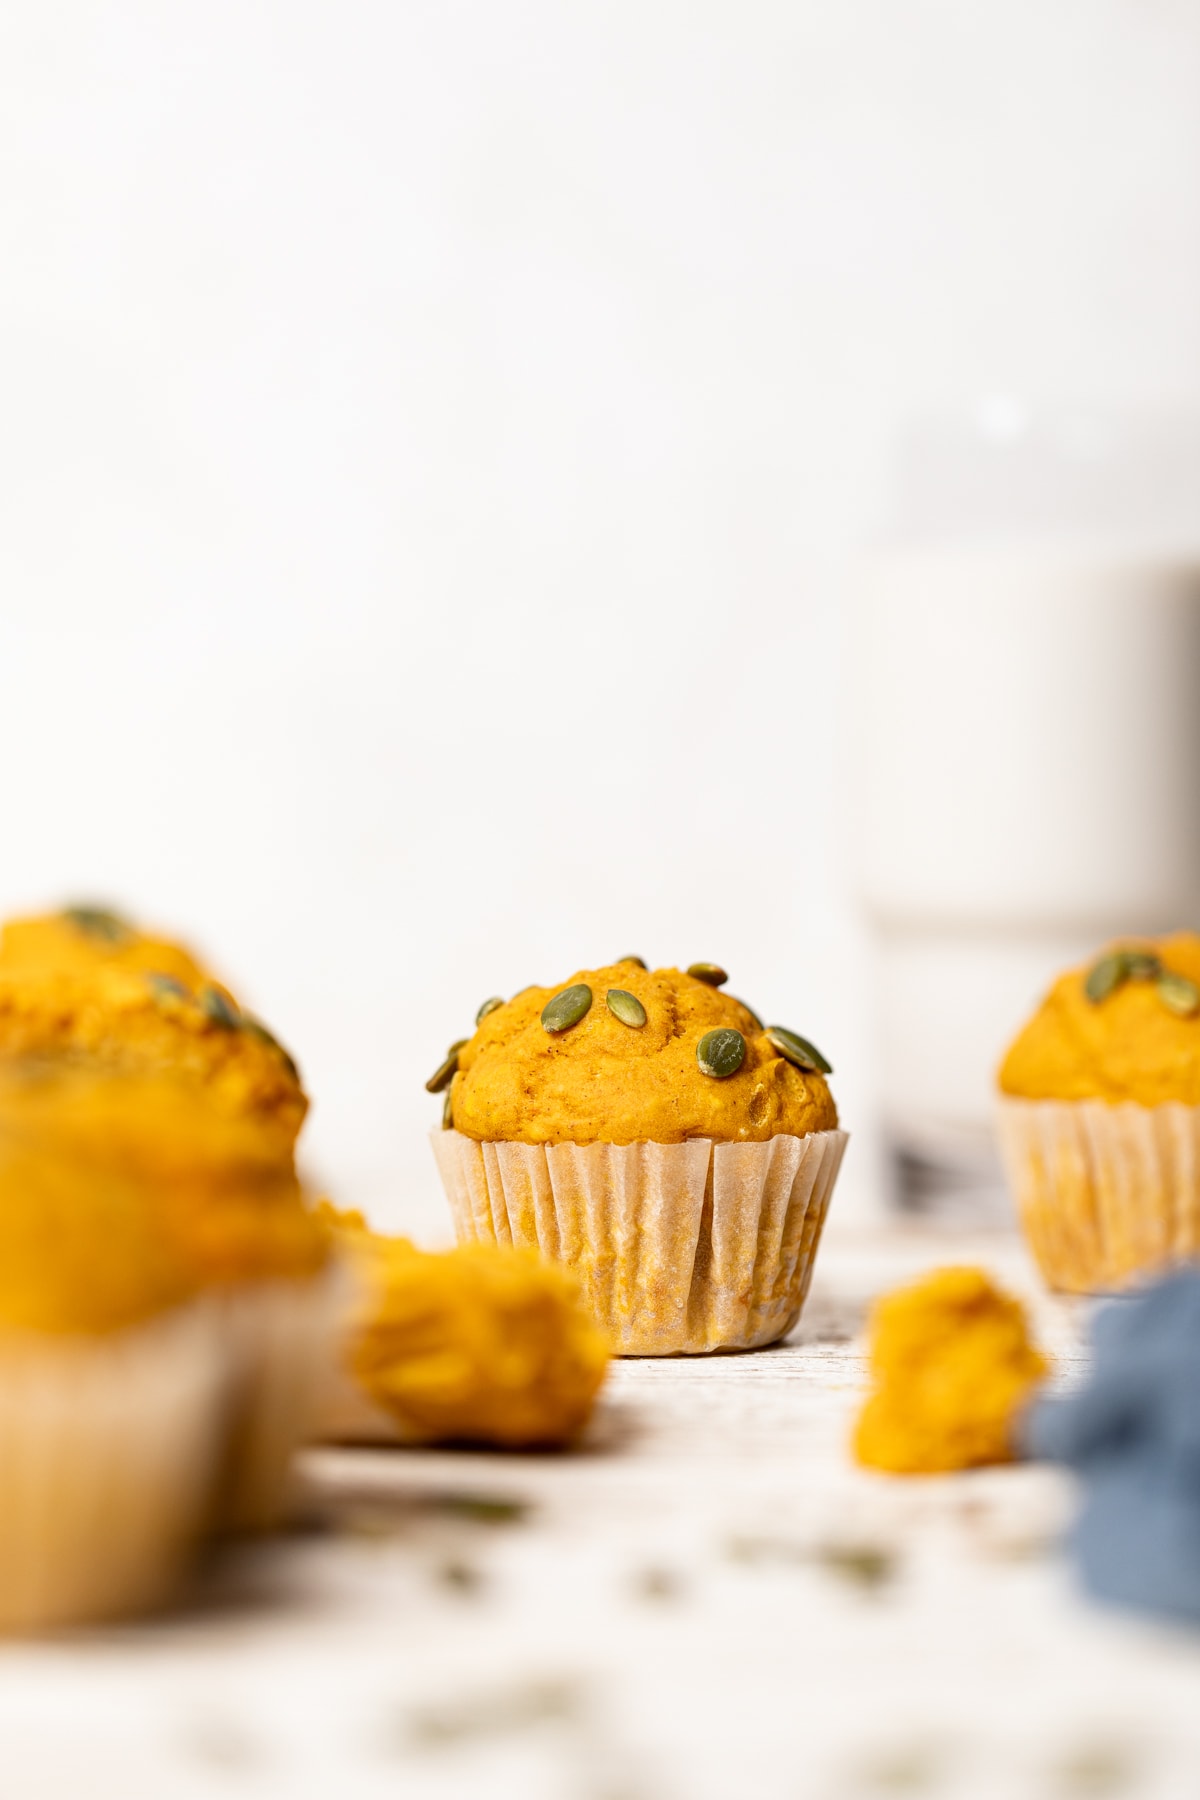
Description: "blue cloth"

(1022, 1267), (1200, 1625)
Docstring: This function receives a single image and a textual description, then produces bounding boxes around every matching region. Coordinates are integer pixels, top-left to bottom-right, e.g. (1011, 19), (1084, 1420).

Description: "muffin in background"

(0, 904), (306, 1154)
(0, 1078), (227, 1631)
(429, 960), (847, 1355)
(998, 932), (1200, 1293)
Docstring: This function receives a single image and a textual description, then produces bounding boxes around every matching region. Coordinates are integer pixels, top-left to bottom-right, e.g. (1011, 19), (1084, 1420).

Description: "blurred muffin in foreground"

(0, 904), (307, 1154)
(315, 1205), (610, 1448)
(0, 1078), (227, 1631)
(998, 932), (1200, 1293)
(429, 960), (848, 1355)
(13, 1068), (339, 1532)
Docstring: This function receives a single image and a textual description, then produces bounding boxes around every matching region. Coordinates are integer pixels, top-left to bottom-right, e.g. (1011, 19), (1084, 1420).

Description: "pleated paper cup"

(431, 1129), (847, 1355)
(0, 1303), (227, 1633)
(997, 1096), (1200, 1295)
(213, 1265), (348, 1532)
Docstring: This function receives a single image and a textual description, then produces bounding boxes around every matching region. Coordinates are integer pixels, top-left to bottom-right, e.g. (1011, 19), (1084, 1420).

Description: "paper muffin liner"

(0, 1302), (227, 1633)
(213, 1263), (348, 1532)
(997, 1095), (1200, 1295)
(431, 1129), (848, 1355)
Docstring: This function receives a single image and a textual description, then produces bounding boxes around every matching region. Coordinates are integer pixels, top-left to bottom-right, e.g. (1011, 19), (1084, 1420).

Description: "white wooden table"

(3, 1225), (1200, 1800)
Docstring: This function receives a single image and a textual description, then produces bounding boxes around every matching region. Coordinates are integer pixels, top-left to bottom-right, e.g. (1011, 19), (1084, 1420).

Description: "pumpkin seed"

(606, 988), (647, 1029)
(766, 1026), (832, 1075)
(1085, 953), (1129, 1004)
(199, 984), (239, 1029)
(425, 1052), (459, 1094)
(1158, 971), (1200, 1017)
(443, 1085), (455, 1130)
(146, 972), (189, 1002)
(731, 997), (763, 1031)
(243, 1015), (302, 1081)
(697, 1027), (745, 1078)
(541, 984), (593, 1033)
(63, 904), (130, 943)
(1123, 949), (1161, 981)
(618, 956), (648, 970)
(687, 962), (728, 987)
(476, 997), (504, 1025)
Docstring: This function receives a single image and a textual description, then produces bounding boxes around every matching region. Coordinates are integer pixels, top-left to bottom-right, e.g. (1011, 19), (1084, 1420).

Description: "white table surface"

(3, 1224), (1199, 1800)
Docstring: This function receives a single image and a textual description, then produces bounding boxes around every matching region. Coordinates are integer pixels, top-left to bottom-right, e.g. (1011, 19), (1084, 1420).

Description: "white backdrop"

(1, 2), (1198, 1235)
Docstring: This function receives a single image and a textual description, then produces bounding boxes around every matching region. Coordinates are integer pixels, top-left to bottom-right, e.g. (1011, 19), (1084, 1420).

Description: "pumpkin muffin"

(998, 933), (1200, 1292)
(429, 960), (847, 1354)
(14, 1067), (338, 1531)
(0, 1072), (228, 1630)
(0, 905), (306, 1154)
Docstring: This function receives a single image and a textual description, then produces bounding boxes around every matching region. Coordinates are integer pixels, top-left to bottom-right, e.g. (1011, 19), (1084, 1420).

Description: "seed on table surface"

(687, 962), (728, 987)
(199, 984), (240, 1029)
(696, 1027), (745, 1078)
(1157, 971), (1200, 1017)
(146, 972), (190, 1002)
(606, 988), (647, 1029)
(618, 955), (648, 969)
(476, 997), (504, 1025)
(541, 984), (593, 1033)
(766, 1026), (832, 1075)
(731, 997), (763, 1030)
(1123, 949), (1161, 981)
(63, 904), (130, 943)
(425, 1052), (459, 1094)
(1085, 953), (1129, 1004)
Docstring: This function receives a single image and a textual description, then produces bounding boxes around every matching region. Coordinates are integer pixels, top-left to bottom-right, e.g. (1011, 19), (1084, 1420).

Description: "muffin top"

(999, 932), (1200, 1106)
(440, 960), (837, 1145)
(0, 905), (210, 989)
(0, 1069), (329, 1310)
(0, 911), (306, 1150)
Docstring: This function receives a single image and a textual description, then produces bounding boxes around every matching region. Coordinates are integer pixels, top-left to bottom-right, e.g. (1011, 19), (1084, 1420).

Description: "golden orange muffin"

(998, 934), (1200, 1293)
(0, 1067), (336, 1532)
(450, 962), (837, 1144)
(428, 960), (847, 1354)
(0, 958), (305, 1153)
(315, 1204), (610, 1447)
(854, 1267), (1049, 1475)
(0, 1083), (228, 1630)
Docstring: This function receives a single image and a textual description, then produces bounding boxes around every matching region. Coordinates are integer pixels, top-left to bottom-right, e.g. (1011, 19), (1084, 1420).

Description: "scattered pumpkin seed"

(242, 1015), (301, 1081)
(425, 1052), (458, 1094)
(618, 955), (648, 969)
(687, 962), (728, 987)
(766, 1025), (832, 1075)
(198, 984), (239, 1029)
(541, 984), (593, 1033)
(63, 904), (130, 943)
(1124, 949), (1161, 981)
(606, 988), (647, 1029)
(1158, 970), (1200, 1017)
(476, 997), (504, 1025)
(697, 1027), (745, 1078)
(1085, 953), (1129, 1004)
(731, 997), (763, 1031)
(146, 971), (189, 1002)
(442, 1085), (455, 1130)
